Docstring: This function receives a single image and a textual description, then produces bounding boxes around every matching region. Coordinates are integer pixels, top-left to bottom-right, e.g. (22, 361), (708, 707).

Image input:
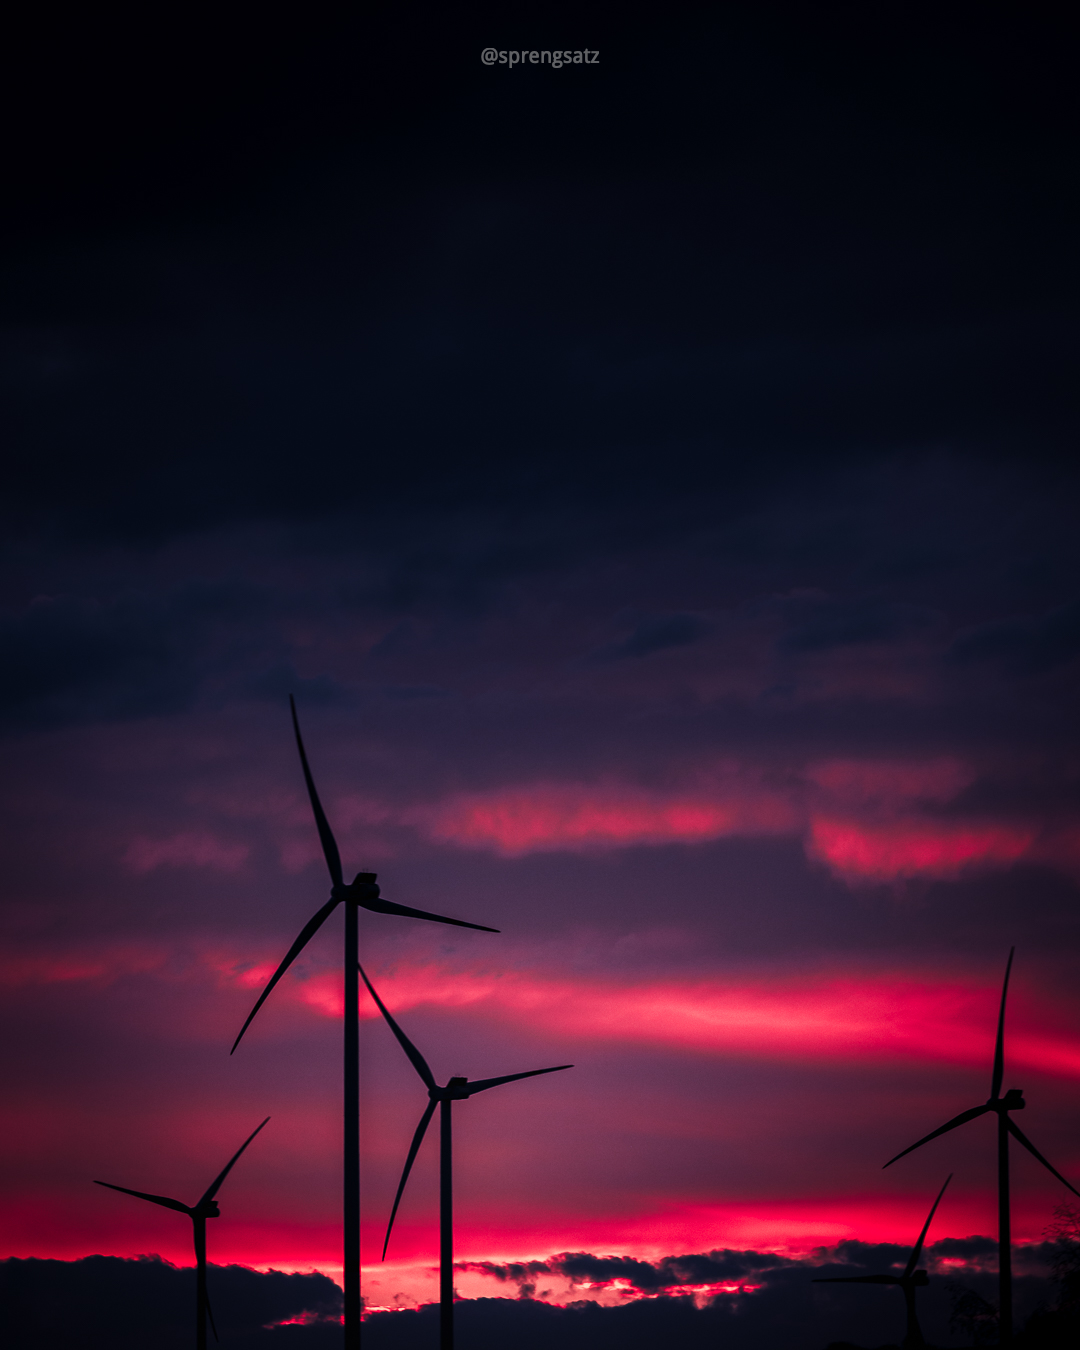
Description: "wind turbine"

(813, 1174), (952, 1349)
(231, 697), (497, 1348)
(360, 963), (572, 1350)
(94, 1117), (269, 1350)
(884, 948), (1080, 1346)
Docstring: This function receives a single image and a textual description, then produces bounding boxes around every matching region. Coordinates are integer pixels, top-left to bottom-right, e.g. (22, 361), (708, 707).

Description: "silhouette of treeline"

(3, 1240), (1074, 1350)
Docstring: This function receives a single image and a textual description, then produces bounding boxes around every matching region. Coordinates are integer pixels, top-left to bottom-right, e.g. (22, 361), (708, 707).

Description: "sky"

(2, 3), (1080, 1343)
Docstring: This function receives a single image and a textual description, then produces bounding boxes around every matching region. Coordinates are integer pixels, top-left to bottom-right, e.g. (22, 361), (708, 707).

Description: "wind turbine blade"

(465, 1065), (573, 1095)
(991, 946), (1015, 1100)
(1007, 1119), (1080, 1197)
(883, 1105), (991, 1168)
(206, 1289), (219, 1343)
(358, 964), (436, 1090)
(903, 1173), (953, 1278)
(93, 1181), (189, 1214)
(812, 1275), (900, 1285)
(230, 898), (339, 1053)
(382, 1099), (437, 1260)
(290, 695), (344, 889)
(365, 898), (499, 933)
(197, 1117), (271, 1208)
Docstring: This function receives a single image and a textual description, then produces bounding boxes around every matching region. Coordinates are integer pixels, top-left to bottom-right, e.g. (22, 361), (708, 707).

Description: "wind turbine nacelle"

(1002, 1088), (1025, 1111)
(195, 1201), (221, 1219)
(337, 873), (380, 903)
(447, 1076), (471, 1100)
(912, 1270), (929, 1286)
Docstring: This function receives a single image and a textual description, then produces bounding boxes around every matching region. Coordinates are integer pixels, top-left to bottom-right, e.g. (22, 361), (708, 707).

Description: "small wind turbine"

(232, 697), (497, 1347)
(94, 1117), (269, 1350)
(884, 948), (1080, 1346)
(360, 963), (572, 1350)
(813, 1174), (952, 1349)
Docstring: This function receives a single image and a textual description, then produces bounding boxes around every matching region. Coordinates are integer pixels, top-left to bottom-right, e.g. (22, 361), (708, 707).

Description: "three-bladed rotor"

(883, 949), (1079, 1196)
(231, 697), (497, 1054)
(94, 1116), (271, 1218)
(359, 963), (572, 1259)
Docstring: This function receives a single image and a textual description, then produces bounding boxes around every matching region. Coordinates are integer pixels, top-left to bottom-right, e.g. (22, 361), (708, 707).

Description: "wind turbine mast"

(94, 1117), (269, 1350)
(231, 699), (497, 1348)
(884, 949), (1079, 1346)
(360, 964), (572, 1350)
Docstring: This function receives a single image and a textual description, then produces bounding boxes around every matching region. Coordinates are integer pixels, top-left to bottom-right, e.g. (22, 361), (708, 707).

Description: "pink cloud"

(423, 780), (798, 855)
(0, 945), (167, 988)
(208, 954), (1080, 1079)
(806, 757), (975, 807)
(123, 831), (250, 874)
(807, 817), (1034, 882)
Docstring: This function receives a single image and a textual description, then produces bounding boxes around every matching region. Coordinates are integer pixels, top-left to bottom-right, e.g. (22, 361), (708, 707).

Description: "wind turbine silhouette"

(884, 948), (1080, 1346)
(94, 1117), (269, 1350)
(231, 697), (497, 1348)
(360, 963), (572, 1350)
(813, 1174), (952, 1349)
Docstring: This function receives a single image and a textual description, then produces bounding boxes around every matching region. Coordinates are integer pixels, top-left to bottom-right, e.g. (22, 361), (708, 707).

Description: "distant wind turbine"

(360, 963), (572, 1350)
(231, 697), (497, 1348)
(813, 1174), (952, 1349)
(94, 1117), (269, 1350)
(884, 948), (1080, 1346)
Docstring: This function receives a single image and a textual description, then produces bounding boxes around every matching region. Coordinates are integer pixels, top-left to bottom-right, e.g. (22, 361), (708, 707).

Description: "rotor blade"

(365, 897), (499, 933)
(93, 1180), (189, 1214)
(290, 695), (344, 889)
(883, 1104), (991, 1168)
(358, 964), (436, 1090)
(991, 946), (1015, 1100)
(465, 1065), (573, 1095)
(812, 1275), (900, 1285)
(382, 1100), (437, 1260)
(1007, 1119), (1080, 1198)
(904, 1173), (953, 1278)
(205, 1289), (219, 1344)
(231, 898), (339, 1054)
(197, 1117), (271, 1208)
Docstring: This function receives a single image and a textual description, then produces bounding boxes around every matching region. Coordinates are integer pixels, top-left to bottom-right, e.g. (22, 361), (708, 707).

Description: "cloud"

(4, 1244), (1056, 1350)
(805, 758), (975, 808)
(421, 779), (798, 855)
(122, 832), (250, 874)
(591, 613), (710, 662)
(807, 817), (1034, 882)
(268, 958), (1080, 1077)
(774, 594), (937, 653)
(0, 583), (268, 731)
(416, 758), (1062, 887)
(950, 599), (1080, 673)
(1, 1255), (341, 1349)
(378, 1238), (1053, 1350)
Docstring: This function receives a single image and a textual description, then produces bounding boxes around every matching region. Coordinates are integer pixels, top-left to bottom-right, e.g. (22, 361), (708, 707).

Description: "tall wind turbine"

(231, 698), (497, 1348)
(360, 963), (572, 1350)
(94, 1117), (269, 1350)
(813, 1174), (952, 1349)
(884, 948), (1080, 1346)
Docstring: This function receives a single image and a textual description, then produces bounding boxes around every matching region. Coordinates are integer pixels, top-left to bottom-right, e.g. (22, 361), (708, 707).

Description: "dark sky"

(2, 2), (1079, 1337)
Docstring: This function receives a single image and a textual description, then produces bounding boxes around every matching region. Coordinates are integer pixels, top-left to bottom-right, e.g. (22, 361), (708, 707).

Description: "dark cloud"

(773, 594), (938, 653)
(949, 600), (1080, 674)
(2, 10), (1078, 545)
(0, 582), (273, 730)
(452, 1239), (1056, 1349)
(0, 1255), (340, 1349)
(592, 613), (710, 662)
